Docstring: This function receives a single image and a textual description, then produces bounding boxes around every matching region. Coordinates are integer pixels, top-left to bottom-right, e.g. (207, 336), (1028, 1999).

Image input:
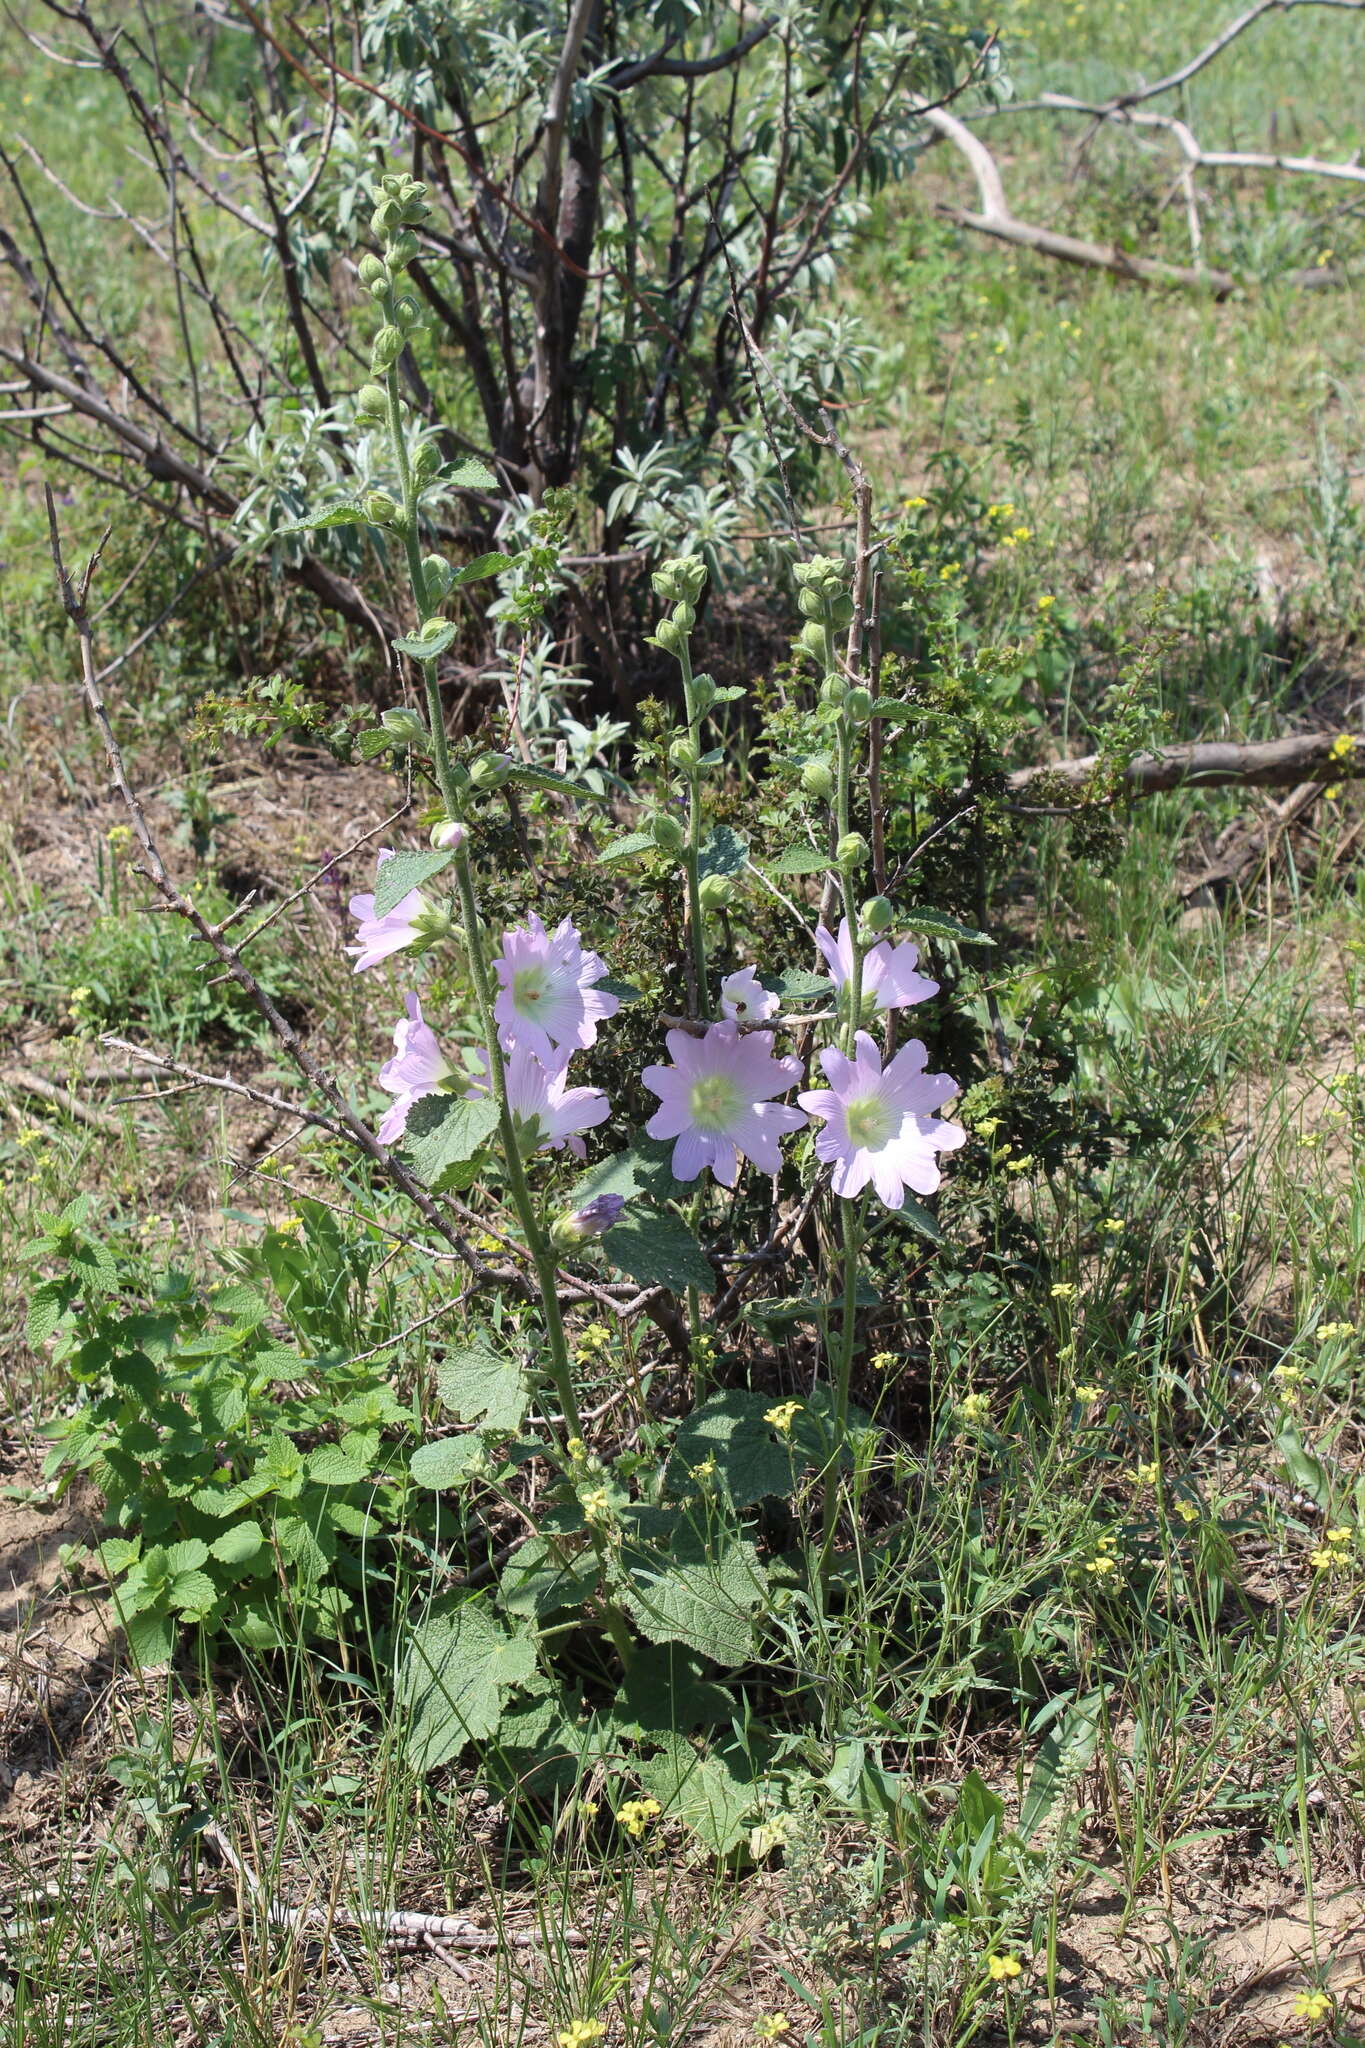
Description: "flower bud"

(670, 735), (700, 770)
(381, 706), (429, 746)
(798, 622), (827, 660)
(844, 686), (874, 723)
(370, 325), (404, 372)
(393, 294), (422, 330)
(470, 751), (513, 791)
(797, 587), (826, 620)
(387, 230), (420, 270)
(837, 832), (870, 868)
(550, 1193), (626, 1248)
(371, 198), (402, 238)
(417, 614), (450, 646)
(651, 554), (708, 605)
(357, 254), (387, 288)
(671, 601), (695, 633)
(801, 760), (834, 800)
(698, 873), (733, 912)
(412, 442), (441, 481)
(690, 673), (718, 717)
(430, 819), (466, 851)
(860, 894), (894, 932)
(820, 675), (847, 708)
(652, 619), (684, 655)
(421, 554), (452, 599)
(355, 382), (388, 421)
(831, 593), (854, 630)
(363, 490), (399, 526)
(649, 812), (686, 852)
(369, 279), (389, 300)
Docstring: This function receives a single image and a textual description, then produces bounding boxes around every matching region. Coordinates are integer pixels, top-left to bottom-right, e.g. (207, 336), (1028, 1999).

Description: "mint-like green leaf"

(25, 1282), (67, 1348)
(601, 832), (655, 862)
(905, 908), (994, 945)
(867, 699), (915, 723)
(638, 1735), (757, 1854)
(597, 977), (644, 1004)
(399, 1601), (538, 1770)
(402, 1093), (501, 1181)
(499, 1536), (601, 1617)
(373, 848), (455, 917)
(434, 1337), (529, 1433)
(273, 503), (366, 536)
(620, 1526), (767, 1664)
(165, 1539), (209, 1576)
(124, 1606), (176, 1668)
(667, 1390), (798, 1506)
(612, 1647), (735, 1739)
(393, 621), (458, 660)
(168, 1568), (219, 1616)
(766, 845), (829, 876)
(308, 1444), (371, 1486)
(409, 1436), (486, 1488)
(570, 1133), (682, 1208)
(209, 1522), (264, 1567)
(603, 1208), (713, 1293)
(766, 968), (830, 1002)
(447, 458), (498, 492)
(698, 825), (749, 881)
(451, 551), (512, 585)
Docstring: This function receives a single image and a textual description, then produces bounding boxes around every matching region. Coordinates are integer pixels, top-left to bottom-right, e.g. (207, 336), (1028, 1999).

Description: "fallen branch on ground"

(1009, 731), (1365, 799)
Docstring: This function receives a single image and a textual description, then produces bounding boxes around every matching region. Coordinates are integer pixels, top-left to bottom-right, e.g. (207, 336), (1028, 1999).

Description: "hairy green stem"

(677, 637), (711, 1020)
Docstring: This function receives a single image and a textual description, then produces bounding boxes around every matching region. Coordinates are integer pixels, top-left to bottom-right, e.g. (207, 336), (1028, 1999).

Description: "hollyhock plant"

(814, 918), (938, 1015)
(720, 966), (779, 1024)
(552, 1192), (627, 1246)
(643, 1021), (807, 1187)
(493, 913), (619, 1064)
(348, 849), (433, 973)
(798, 1031), (966, 1208)
(377, 994), (454, 1144)
(499, 1043), (610, 1159)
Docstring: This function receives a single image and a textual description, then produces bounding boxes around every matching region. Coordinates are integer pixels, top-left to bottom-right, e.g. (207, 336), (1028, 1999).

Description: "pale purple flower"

(720, 967), (779, 1025)
(492, 914), (619, 1063)
(501, 1044), (610, 1160)
(642, 1022), (807, 1188)
(378, 994), (453, 1144)
(348, 849), (429, 974)
(797, 1030), (966, 1210)
(814, 918), (939, 1015)
(553, 1191), (627, 1245)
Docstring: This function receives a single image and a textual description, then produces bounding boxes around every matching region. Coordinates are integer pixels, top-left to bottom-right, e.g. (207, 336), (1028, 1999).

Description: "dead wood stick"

(0, 1065), (127, 1138)
(1009, 732), (1365, 800)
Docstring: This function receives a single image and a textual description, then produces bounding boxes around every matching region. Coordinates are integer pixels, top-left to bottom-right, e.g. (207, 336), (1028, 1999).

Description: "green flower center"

(512, 965), (548, 1010)
(844, 1090), (895, 1151)
(688, 1072), (743, 1132)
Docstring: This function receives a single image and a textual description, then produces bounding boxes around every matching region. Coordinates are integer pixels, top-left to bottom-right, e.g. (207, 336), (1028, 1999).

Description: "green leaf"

(620, 1523), (767, 1664)
(357, 728), (397, 761)
(1018, 1702), (1099, 1842)
(895, 1193), (944, 1244)
(666, 1390), (798, 1506)
(570, 1133), (682, 1208)
(409, 1436), (487, 1489)
(867, 699), (916, 723)
(272, 503), (366, 536)
(698, 825), (749, 881)
(308, 1444), (371, 1486)
(597, 977), (644, 1005)
(25, 1282), (67, 1348)
(451, 550), (512, 585)
(603, 1208), (713, 1293)
(766, 845), (830, 877)
(373, 848), (455, 917)
(612, 1647), (735, 1739)
(600, 831), (655, 863)
(1276, 1423), (1332, 1510)
(165, 1539), (209, 1575)
(447, 457), (498, 492)
(499, 1536), (601, 1617)
(766, 968), (830, 1003)
(393, 621), (458, 660)
(398, 1601), (538, 1770)
(168, 1568), (219, 1616)
(506, 764), (608, 802)
(209, 1522), (264, 1567)
(638, 1736), (757, 1855)
(435, 1336), (529, 1434)
(403, 1093), (501, 1182)
(124, 1606), (176, 1668)
(905, 908), (994, 946)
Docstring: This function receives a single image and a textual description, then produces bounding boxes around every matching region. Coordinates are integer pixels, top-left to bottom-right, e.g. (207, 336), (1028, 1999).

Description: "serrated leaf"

(709, 685), (746, 706)
(373, 848), (454, 917)
(209, 1284), (268, 1326)
(638, 1735), (757, 1854)
(619, 1525), (767, 1664)
(905, 908), (994, 945)
(507, 764), (608, 802)
(398, 1601), (538, 1770)
(570, 1133), (682, 1208)
(168, 1568), (219, 1616)
(666, 1390), (798, 1506)
(766, 845), (830, 877)
(357, 728), (396, 760)
(393, 621), (458, 661)
(597, 978), (644, 1004)
(165, 1539), (209, 1576)
(867, 699), (915, 723)
(434, 1337), (529, 1433)
(308, 1445), (370, 1486)
(209, 1522), (264, 1567)
(99, 1536), (142, 1577)
(124, 1606), (175, 1669)
(409, 1436), (486, 1488)
(698, 825), (749, 881)
(896, 1193), (944, 1244)
(600, 832), (655, 862)
(766, 968), (831, 1002)
(273, 503), (366, 536)
(451, 551), (512, 585)
(612, 1647), (735, 1740)
(603, 1208), (713, 1293)
(499, 1536), (601, 1617)
(403, 1093), (501, 1181)
(447, 457), (498, 492)
(25, 1282), (67, 1348)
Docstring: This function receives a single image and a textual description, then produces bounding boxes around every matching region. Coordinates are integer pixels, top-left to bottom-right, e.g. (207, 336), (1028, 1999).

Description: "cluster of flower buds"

(794, 553), (853, 663)
(366, 174), (431, 264)
(650, 554), (708, 655)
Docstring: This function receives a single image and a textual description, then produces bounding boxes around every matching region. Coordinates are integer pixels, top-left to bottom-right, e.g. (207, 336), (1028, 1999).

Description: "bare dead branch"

(1010, 731), (1365, 799)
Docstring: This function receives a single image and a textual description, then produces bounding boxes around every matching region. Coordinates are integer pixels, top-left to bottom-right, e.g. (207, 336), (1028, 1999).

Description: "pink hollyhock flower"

(814, 918), (938, 1015)
(492, 914), (619, 1063)
(496, 1044), (609, 1160)
(378, 994), (453, 1144)
(348, 849), (430, 974)
(642, 1022), (807, 1187)
(797, 1030), (966, 1209)
(720, 967), (779, 1024)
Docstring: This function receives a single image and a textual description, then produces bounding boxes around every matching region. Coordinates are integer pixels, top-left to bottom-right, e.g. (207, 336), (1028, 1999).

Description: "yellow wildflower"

(1174, 1500), (1200, 1524)
(615, 1797), (662, 1838)
(764, 1401), (801, 1436)
(1330, 733), (1356, 760)
(579, 1487), (613, 1526)
(959, 1391), (990, 1423)
(1130, 1460), (1160, 1487)
(988, 1953), (1023, 1981)
(755, 2017), (791, 2042)
(1294, 1989), (1333, 2022)
(1327, 1525), (1353, 1546)
(1075, 1384), (1103, 1403)
(1037, 593), (1056, 610)
(558, 2022), (606, 2048)
(1317, 1321), (1356, 1342)
(1100, 1217), (1125, 1235)
(903, 495), (928, 510)
(871, 1350), (898, 1372)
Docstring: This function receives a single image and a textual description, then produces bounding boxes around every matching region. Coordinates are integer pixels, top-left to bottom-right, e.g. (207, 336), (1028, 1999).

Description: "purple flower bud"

(430, 820), (466, 851)
(551, 1192), (626, 1248)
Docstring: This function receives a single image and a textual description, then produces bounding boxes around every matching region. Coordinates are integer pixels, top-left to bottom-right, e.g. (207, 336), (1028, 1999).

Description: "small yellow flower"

(566, 1438), (587, 1462)
(903, 495), (928, 510)
(1327, 1525), (1353, 1546)
(107, 824), (132, 850)
(692, 1455), (718, 1485)
(615, 1797), (662, 1838)
(1037, 593), (1056, 610)
(1075, 1384), (1104, 1403)
(939, 561), (962, 582)
(1130, 1460), (1160, 1488)
(1005, 1153), (1035, 1173)
(1085, 1552), (1120, 1577)
(1330, 733), (1356, 760)
(579, 1487), (613, 1526)
(1050, 1282), (1076, 1301)
(754, 2017), (791, 2042)
(1294, 1989), (1333, 2022)
(1100, 1217), (1126, 1235)
(575, 1798), (599, 1821)
(871, 1350), (898, 1372)
(764, 1401), (801, 1436)
(1317, 1321), (1357, 1342)
(987, 501), (1015, 520)
(558, 2022), (607, 2048)
(68, 985), (93, 1009)
(1309, 1548), (1343, 1572)
(988, 1953), (1023, 1981)
(1010, 525), (1031, 542)
(959, 1391), (990, 1423)
(1325, 785), (1342, 802)
(575, 1322), (612, 1363)
(1174, 1500), (1200, 1525)
(276, 1214), (304, 1237)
